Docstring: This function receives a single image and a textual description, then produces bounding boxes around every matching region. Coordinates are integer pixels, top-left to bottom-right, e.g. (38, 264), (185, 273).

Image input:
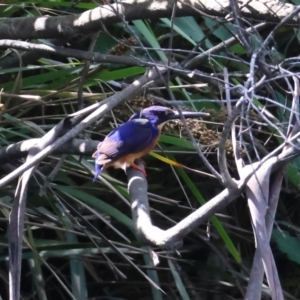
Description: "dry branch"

(0, 40), (157, 68)
(0, 138), (99, 164)
(0, 1), (299, 40)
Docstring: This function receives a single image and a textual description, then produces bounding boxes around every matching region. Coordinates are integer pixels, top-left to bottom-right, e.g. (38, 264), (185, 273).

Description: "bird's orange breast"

(109, 134), (160, 168)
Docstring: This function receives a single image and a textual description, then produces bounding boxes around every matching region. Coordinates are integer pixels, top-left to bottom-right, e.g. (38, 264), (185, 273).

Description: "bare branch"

(127, 161), (241, 249)
(245, 169), (284, 300)
(245, 77), (300, 299)
(245, 158), (284, 300)
(0, 40), (157, 68)
(228, 0), (252, 55)
(0, 138), (99, 164)
(1, 1), (300, 40)
(184, 22), (267, 69)
(77, 31), (100, 110)
(257, 5), (300, 57)
(217, 101), (241, 189)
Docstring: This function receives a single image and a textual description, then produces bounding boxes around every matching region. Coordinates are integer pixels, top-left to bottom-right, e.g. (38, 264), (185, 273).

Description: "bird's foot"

(135, 158), (146, 164)
(130, 162), (147, 177)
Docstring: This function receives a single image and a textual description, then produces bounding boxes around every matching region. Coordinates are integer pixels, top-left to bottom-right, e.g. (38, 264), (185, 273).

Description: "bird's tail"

(93, 163), (103, 181)
(93, 151), (103, 181)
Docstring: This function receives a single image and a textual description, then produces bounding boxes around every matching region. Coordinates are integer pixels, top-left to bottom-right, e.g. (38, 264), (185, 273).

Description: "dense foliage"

(1, 1), (300, 299)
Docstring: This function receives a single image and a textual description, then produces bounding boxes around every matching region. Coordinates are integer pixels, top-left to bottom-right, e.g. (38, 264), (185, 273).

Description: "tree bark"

(0, 0), (299, 40)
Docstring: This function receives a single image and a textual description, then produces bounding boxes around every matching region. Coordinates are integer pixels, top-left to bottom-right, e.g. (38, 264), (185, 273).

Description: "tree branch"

(0, 139), (99, 164)
(1, 1), (299, 40)
(127, 161), (240, 249)
(0, 40), (157, 68)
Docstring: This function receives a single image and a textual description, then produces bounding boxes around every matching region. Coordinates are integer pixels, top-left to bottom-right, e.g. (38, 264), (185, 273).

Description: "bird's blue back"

(93, 119), (159, 180)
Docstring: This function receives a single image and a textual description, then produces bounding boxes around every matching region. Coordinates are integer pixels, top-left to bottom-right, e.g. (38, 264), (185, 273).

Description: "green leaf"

(204, 18), (233, 41)
(53, 185), (133, 230)
(287, 164), (300, 186)
(143, 250), (163, 300)
(159, 134), (197, 149)
(2, 67), (83, 91)
(90, 66), (145, 82)
(168, 259), (191, 300)
(272, 229), (300, 265)
(161, 17), (213, 48)
(133, 20), (167, 61)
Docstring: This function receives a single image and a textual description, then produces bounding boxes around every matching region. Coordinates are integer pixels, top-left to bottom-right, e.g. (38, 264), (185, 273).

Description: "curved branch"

(0, 40), (157, 68)
(127, 161), (240, 249)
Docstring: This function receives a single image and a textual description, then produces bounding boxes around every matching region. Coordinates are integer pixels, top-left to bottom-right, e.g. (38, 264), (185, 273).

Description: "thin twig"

(229, 0), (252, 55)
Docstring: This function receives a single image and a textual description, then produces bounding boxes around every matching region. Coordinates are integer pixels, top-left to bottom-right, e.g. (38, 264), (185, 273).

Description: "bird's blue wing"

(93, 151), (103, 181)
(93, 119), (158, 180)
(97, 119), (158, 160)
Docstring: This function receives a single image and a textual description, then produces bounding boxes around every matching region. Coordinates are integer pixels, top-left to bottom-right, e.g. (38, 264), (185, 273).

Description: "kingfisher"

(93, 106), (208, 180)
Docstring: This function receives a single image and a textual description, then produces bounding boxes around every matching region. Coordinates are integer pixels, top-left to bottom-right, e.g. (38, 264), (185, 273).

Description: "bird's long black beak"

(166, 110), (210, 120)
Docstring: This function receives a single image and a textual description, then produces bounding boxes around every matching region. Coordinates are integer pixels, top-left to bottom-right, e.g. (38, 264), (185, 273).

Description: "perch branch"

(127, 161), (240, 249)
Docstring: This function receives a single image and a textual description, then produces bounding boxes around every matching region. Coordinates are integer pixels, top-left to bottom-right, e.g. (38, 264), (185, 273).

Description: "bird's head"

(129, 106), (209, 129)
